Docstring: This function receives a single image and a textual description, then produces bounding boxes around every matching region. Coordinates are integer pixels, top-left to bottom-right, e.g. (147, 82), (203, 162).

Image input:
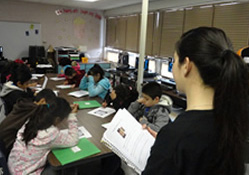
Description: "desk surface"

(44, 74), (113, 170)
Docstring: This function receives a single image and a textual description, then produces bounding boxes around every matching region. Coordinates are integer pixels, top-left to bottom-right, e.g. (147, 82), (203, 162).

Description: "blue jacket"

(79, 76), (110, 99)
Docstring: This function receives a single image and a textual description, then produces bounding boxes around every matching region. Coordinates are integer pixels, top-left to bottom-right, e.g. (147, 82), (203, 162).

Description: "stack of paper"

(50, 77), (66, 81)
(56, 85), (72, 89)
(68, 90), (89, 98)
(88, 107), (116, 118)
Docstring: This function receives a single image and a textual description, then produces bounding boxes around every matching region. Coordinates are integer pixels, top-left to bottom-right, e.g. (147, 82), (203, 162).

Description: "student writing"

(128, 82), (172, 132)
(64, 67), (85, 88)
(143, 27), (249, 175)
(79, 64), (110, 99)
(8, 97), (79, 175)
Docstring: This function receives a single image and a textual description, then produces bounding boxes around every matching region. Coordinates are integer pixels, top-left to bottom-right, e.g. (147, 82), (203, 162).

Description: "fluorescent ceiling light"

(75, 0), (99, 2)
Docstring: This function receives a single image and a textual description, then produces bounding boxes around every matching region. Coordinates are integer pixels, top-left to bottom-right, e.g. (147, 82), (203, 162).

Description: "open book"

(101, 109), (155, 174)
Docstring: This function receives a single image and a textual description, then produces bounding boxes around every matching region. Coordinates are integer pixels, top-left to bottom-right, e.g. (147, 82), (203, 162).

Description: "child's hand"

(102, 101), (107, 108)
(64, 80), (69, 85)
(71, 84), (76, 88)
(71, 104), (79, 113)
(137, 97), (144, 103)
(142, 125), (157, 138)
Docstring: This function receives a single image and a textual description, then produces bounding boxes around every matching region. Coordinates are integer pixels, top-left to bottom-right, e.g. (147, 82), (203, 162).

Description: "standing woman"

(143, 27), (249, 175)
(79, 64), (110, 99)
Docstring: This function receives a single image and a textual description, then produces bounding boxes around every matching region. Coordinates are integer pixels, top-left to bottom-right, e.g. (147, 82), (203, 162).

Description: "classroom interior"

(1, 0), (249, 174)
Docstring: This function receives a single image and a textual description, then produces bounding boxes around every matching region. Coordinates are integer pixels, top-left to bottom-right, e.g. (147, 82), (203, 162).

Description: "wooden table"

(42, 74), (114, 170)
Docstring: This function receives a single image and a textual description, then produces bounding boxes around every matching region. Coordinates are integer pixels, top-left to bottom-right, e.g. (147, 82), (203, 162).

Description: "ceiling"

(7, 0), (249, 11)
(11, 0), (159, 10)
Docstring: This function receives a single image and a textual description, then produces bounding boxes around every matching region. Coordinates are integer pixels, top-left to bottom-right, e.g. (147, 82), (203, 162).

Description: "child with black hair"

(58, 58), (80, 77)
(0, 63), (34, 116)
(102, 84), (138, 111)
(79, 64), (110, 99)
(0, 89), (57, 156)
(64, 67), (85, 88)
(128, 82), (172, 132)
(8, 97), (79, 175)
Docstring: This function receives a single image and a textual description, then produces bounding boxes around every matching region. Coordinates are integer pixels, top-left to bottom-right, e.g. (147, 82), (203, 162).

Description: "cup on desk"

(81, 57), (88, 63)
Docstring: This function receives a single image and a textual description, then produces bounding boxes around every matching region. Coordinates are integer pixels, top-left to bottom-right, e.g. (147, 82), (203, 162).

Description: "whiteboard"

(0, 21), (42, 60)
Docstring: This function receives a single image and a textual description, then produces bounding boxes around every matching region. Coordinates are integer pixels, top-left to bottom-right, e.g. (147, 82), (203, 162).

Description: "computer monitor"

(0, 46), (3, 58)
(128, 54), (136, 67)
(118, 52), (129, 66)
(135, 57), (149, 71)
(106, 52), (119, 63)
(161, 59), (174, 79)
(148, 59), (156, 72)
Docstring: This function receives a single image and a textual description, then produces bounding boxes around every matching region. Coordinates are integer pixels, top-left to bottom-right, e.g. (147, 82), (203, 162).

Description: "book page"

(102, 109), (155, 174)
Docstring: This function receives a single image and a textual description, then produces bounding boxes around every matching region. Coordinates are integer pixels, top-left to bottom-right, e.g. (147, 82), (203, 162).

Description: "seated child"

(58, 58), (80, 77)
(0, 63), (34, 116)
(8, 97), (79, 175)
(64, 67), (85, 88)
(128, 82), (172, 132)
(102, 84), (138, 111)
(79, 64), (110, 99)
(0, 89), (56, 156)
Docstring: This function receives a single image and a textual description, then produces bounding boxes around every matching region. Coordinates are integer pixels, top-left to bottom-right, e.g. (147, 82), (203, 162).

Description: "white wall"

(0, 1), (104, 60)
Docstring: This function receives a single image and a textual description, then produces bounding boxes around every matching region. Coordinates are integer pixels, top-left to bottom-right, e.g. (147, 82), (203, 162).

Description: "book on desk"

(52, 138), (100, 166)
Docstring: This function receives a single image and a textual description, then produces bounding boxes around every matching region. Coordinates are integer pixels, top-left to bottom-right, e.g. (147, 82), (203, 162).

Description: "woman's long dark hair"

(22, 97), (71, 145)
(176, 27), (249, 175)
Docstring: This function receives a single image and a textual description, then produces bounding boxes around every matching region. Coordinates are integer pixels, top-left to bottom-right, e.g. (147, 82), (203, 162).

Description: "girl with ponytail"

(8, 97), (79, 175)
(143, 27), (249, 175)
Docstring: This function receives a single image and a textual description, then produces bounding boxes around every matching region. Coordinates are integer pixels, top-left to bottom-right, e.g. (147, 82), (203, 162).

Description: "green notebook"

(52, 138), (101, 165)
(74, 100), (101, 109)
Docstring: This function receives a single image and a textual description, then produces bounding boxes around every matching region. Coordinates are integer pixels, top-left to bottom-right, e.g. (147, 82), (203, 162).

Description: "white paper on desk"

(88, 107), (116, 118)
(36, 64), (53, 68)
(42, 76), (48, 89)
(60, 126), (92, 138)
(50, 77), (66, 81)
(68, 90), (89, 98)
(32, 74), (44, 78)
(101, 109), (155, 174)
(56, 85), (72, 89)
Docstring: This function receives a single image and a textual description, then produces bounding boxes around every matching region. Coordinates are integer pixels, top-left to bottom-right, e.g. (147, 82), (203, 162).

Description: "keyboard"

(161, 78), (176, 86)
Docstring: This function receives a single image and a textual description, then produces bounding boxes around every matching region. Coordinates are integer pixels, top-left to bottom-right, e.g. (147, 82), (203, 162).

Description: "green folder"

(74, 100), (101, 109)
(52, 138), (101, 165)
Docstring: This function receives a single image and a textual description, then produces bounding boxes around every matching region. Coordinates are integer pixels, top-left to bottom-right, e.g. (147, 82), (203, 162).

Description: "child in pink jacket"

(8, 97), (79, 175)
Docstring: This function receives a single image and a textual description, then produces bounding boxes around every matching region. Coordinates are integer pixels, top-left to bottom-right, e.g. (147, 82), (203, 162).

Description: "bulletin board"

(0, 21), (42, 60)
